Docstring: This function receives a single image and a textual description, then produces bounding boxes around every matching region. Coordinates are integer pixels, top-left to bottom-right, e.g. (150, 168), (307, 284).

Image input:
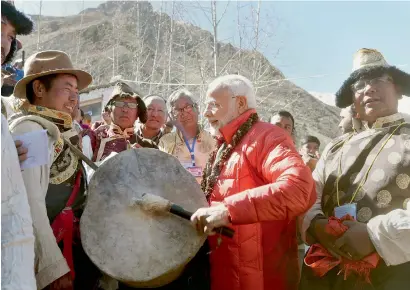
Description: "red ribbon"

(304, 215), (380, 283)
(51, 170), (82, 279)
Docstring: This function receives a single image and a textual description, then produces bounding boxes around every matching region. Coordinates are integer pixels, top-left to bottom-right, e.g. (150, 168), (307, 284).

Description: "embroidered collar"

(25, 105), (73, 131)
(364, 113), (405, 129)
(108, 123), (134, 139)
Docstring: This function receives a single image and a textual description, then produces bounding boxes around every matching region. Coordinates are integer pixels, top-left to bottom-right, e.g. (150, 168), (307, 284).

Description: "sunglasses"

(114, 101), (138, 109)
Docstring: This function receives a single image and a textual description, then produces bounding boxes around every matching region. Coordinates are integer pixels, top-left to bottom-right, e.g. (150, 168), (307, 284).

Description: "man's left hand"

(191, 203), (230, 235)
(333, 220), (376, 260)
(15, 140), (28, 163)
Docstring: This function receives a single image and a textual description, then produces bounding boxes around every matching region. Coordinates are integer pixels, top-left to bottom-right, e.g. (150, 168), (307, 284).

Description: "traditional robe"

(300, 113), (410, 290)
(85, 123), (157, 163)
(9, 105), (100, 289)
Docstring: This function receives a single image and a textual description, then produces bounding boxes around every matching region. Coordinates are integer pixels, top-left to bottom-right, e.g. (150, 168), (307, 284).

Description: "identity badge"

(334, 203), (357, 220)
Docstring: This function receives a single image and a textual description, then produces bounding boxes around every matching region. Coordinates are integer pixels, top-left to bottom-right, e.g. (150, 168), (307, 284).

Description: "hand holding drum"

(132, 193), (235, 238)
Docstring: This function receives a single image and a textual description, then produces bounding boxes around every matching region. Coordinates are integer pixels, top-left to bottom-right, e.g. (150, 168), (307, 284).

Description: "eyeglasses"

(351, 75), (393, 94)
(114, 101), (138, 109)
(172, 104), (195, 117)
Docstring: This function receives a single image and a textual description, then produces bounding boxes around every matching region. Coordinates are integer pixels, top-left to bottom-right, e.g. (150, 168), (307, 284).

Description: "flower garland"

(201, 113), (259, 199)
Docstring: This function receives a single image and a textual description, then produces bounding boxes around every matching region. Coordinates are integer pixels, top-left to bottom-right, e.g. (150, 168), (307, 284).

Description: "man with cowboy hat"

(8, 50), (101, 289)
(84, 81), (156, 164)
(1, 1), (37, 289)
(300, 48), (410, 289)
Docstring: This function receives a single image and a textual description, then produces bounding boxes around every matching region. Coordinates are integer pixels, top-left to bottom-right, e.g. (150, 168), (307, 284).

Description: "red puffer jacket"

(208, 109), (316, 290)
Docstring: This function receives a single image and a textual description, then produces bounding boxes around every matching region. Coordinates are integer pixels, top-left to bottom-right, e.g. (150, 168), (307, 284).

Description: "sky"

(13, 0), (410, 113)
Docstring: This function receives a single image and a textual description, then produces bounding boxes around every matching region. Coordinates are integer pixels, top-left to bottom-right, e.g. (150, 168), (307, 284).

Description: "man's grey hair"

(206, 74), (257, 109)
(143, 94), (166, 106)
(167, 89), (198, 114)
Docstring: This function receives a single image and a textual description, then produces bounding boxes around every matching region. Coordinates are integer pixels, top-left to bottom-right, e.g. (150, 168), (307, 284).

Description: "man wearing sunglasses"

(86, 81), (157, 163)
(300, 48), (410, 290)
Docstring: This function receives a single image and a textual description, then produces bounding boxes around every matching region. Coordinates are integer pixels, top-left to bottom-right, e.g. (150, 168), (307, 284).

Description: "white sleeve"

(1, 115), (36, 290)
(367, 208), (410, 266)
(11, 120), (70, 289)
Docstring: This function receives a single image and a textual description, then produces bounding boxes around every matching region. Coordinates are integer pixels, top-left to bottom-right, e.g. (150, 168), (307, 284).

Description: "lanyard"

(183, 136), (197, 167)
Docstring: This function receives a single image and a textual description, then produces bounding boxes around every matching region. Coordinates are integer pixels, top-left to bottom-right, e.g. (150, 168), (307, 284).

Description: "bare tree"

(149, 1), (164, 93)
(251, 0), (261, 82)
(75, 0), (85, 65)
(36, 0), (42, 50)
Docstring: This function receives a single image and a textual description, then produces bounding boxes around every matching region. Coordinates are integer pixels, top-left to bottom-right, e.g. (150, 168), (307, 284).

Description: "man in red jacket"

(191, 74), (316, 290)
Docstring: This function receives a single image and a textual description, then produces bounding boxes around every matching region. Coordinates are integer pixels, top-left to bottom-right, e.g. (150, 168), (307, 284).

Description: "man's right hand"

(311, 218), (351, 259)
(49, 273), (73, 290)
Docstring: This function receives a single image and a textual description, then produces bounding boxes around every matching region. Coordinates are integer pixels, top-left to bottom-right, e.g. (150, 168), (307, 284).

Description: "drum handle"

(169, 204), (235, 238)
(63, 137), (99, 171)
(132, 194), (235, 239)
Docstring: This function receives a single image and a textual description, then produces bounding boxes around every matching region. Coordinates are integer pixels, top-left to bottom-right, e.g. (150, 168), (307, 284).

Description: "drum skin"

(80, 149), (208, 287)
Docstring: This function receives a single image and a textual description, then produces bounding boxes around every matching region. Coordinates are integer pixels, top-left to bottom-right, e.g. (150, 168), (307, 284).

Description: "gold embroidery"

(27, 105), (72, 130)
(396, 174), (410, 190)
(53, 137), (64, 162)
(376, 190), (392, 208)
(357, 207), (372, 222)
(50, 150), (79, 185)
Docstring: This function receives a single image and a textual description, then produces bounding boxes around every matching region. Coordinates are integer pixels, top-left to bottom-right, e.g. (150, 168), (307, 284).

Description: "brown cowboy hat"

(14, 50), (92, 99)
(335, 48), (410, 108)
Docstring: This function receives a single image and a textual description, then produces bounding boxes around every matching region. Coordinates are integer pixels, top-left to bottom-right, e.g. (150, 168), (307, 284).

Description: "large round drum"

(80, 149), (208, 287)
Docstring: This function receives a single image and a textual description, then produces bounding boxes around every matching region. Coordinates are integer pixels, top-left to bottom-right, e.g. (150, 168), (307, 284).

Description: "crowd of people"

(2, 1), (410, 290)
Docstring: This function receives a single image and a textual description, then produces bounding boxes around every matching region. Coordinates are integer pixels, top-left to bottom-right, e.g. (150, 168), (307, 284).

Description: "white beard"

(207, 99), (239, 137)
(209, 122), (222, 137)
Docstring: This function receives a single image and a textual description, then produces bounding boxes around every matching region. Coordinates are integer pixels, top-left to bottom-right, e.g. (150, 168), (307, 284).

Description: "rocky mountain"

(19, 0), (341, 147)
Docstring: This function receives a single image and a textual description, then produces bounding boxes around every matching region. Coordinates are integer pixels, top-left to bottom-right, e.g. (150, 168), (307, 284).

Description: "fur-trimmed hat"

(106, 81), (147, 124)
(335, 48), (410, 108)
(1, 1), (34, 64)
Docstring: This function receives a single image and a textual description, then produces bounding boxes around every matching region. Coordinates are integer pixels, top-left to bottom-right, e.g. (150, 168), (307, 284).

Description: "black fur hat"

(335, 48), (410, 108)
(1, 1), (34, 64)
